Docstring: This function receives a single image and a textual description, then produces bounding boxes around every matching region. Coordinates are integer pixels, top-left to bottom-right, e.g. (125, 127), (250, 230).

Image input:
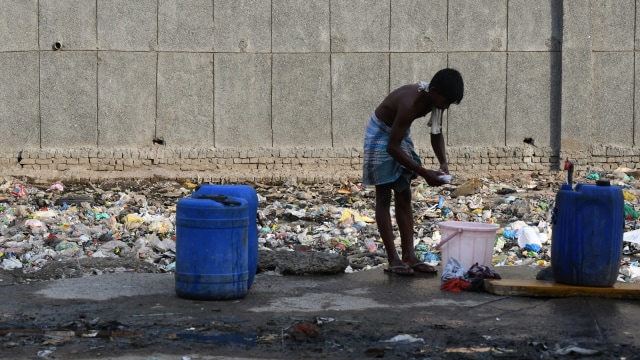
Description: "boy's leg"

(395, 178), (437, 273)
(375, 183), (412, 274)
(393, 183), (415, 263)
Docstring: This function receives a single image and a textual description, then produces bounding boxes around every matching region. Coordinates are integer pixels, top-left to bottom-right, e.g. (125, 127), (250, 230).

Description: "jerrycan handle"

(434, 228), (463, 250)
(196, 194), (241, 206)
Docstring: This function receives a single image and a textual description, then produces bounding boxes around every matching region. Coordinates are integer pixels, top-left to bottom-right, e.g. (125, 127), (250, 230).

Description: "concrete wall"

(0, 0), (639, 182)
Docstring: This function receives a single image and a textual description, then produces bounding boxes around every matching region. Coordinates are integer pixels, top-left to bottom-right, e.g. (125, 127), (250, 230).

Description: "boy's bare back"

(374, 84), (433, 128)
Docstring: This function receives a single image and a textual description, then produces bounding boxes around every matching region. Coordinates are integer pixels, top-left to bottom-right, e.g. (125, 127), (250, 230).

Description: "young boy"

(362, 68), (464, 275)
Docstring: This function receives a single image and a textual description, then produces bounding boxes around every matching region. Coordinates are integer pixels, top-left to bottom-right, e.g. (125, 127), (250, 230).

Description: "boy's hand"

(417, 167), (445, 186)
(439, 162), (449, 175)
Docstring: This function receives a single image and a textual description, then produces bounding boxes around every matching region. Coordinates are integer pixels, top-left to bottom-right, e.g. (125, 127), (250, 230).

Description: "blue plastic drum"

(175, 194), (249, 300)
(551, 181), (624, 287)
(192, 184), (259, 288)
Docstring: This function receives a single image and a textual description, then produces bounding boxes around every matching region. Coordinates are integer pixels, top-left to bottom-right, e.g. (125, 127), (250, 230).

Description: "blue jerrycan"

(551, 181), (624, 287)
(175, 194), (249, 300)
(192, 184), (259, 288)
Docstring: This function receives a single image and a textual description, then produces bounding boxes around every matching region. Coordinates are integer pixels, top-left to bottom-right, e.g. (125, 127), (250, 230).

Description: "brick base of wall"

(1, 145), (637, 184)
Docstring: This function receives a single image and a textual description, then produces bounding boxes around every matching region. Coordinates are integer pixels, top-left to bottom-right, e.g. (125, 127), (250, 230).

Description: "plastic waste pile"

(0, 168), (639, 283)
(0, 180), (181, 274)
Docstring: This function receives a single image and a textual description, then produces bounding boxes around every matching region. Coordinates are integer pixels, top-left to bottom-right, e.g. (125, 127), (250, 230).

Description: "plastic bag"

(517, 226), (542, 248)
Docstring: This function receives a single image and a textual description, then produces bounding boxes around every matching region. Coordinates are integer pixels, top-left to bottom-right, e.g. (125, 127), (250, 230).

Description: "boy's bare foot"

(410, 262), (438, 274)
(405, 258), (438, 274)
(383, 264), (415, 276)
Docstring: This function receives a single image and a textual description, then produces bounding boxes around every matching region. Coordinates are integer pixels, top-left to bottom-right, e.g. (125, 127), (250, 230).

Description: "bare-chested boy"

(362, 68), (464, 276)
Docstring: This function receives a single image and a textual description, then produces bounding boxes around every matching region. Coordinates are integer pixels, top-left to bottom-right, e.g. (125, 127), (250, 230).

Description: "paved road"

(2, 265), (639, 359)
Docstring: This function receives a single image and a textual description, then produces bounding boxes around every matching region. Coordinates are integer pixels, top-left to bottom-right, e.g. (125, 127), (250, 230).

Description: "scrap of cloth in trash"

(362, 111), (420, 186)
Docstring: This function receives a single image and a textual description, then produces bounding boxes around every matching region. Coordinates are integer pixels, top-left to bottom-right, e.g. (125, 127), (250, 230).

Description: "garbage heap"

(0, 170), (639, 283)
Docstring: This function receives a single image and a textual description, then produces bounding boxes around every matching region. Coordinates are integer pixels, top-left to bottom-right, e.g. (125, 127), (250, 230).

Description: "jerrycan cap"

(596, 180), (611, 186)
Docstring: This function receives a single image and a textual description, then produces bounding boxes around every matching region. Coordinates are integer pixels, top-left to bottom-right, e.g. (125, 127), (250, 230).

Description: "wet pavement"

(2, 263), (640, 359)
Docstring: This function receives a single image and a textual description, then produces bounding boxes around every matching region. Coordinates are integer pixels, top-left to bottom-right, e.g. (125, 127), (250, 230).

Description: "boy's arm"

(386, 109), (418, 171)
(387, 110), (444, 186)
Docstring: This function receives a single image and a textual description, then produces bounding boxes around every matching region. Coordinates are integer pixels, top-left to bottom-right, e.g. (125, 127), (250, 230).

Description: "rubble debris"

(258, 249), (349, 275)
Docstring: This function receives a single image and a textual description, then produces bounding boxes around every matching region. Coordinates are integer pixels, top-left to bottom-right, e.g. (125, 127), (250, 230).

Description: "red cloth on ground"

(440, 278), (472, 292)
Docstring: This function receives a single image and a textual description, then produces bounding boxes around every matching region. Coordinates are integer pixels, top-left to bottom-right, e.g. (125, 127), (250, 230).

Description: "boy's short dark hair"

(429, 68), (464, 104)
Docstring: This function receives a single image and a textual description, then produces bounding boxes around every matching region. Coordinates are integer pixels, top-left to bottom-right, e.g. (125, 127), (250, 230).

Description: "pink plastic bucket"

(436, 221), (498, 268)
